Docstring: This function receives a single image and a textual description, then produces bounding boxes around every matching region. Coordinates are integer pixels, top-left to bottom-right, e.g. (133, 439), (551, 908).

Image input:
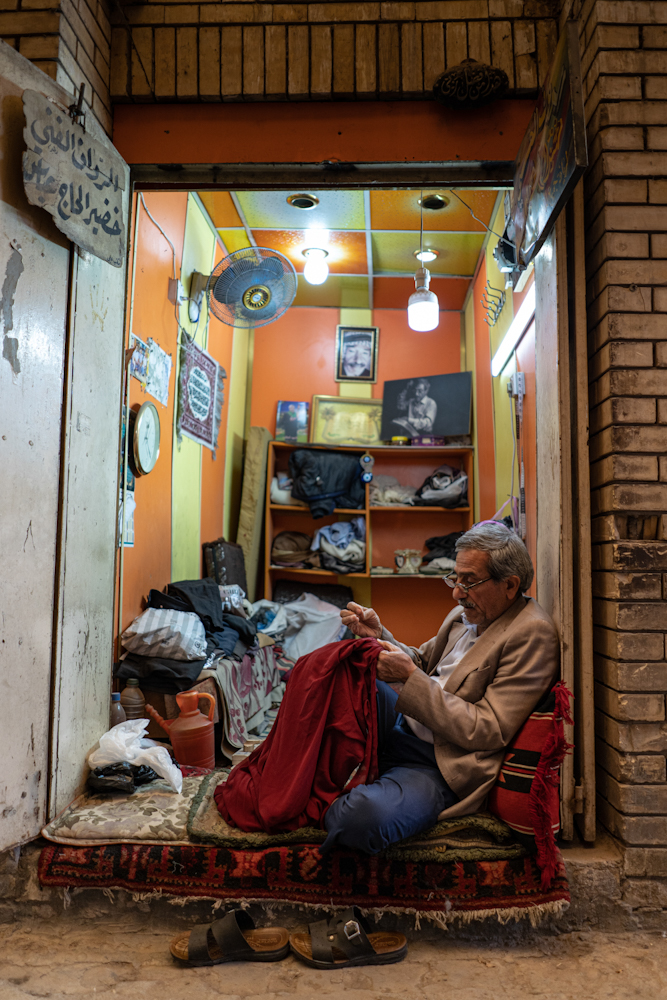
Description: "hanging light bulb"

(408, 267), (439, 331)
(408, 192), (439, 330)
(302, 248), (329, 285)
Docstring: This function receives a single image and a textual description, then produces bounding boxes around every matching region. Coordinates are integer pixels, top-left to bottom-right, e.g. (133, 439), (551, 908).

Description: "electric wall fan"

(206, 247), (298, 328)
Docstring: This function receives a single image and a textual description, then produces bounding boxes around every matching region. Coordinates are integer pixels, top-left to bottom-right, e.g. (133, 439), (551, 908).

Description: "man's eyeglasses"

(443, 574), (492, 594)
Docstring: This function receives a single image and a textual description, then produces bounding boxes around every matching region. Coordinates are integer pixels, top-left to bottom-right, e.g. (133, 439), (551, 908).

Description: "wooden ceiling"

(197, 189), (499, 311)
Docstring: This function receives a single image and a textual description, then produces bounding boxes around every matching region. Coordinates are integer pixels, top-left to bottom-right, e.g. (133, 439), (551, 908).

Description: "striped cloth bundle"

(121, 608), (207, 661)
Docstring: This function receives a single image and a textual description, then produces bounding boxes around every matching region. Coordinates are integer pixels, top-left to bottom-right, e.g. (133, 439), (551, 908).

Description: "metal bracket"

(68, 83), (86, 132)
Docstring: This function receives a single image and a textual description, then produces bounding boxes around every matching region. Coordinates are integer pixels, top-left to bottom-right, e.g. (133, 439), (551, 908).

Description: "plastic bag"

(88, 762), (159, 794)
(87, 720), (183, 793)
(121, 607), (207, 661)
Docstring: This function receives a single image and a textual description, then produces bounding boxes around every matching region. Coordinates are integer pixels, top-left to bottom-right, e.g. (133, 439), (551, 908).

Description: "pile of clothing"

(115, 578), (288, 759)
(369, 464), (468, 509)
(270, 518), (366, 575)
(369, 475), (416, 506)
(413, 464), (468, 508)
(288, 449), (365, 518)
(249, 591), (346, 662)
(420, 531), (464, 574)
(270, 472), (307, 507)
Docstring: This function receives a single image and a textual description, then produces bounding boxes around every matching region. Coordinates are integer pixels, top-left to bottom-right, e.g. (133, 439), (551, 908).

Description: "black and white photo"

(380, 371), (473, 441)
(335, 325), (379, 383)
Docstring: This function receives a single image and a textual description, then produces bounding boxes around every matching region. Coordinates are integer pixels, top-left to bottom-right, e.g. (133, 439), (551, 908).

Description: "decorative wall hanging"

(310, 396), (383, 447)
(177, 338), (226, 455)
(433, 59), (509, 110)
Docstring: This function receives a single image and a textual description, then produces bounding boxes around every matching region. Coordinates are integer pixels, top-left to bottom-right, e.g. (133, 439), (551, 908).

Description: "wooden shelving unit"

(263, 441), (474, 600)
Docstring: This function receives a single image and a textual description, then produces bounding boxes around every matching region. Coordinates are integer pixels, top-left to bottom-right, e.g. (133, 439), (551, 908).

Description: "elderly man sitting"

(320, 521), (559, 854)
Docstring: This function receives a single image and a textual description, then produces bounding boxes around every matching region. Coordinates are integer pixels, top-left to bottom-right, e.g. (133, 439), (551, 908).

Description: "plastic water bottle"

(110, 692), (127, 728)
(120, 679), (146, 720)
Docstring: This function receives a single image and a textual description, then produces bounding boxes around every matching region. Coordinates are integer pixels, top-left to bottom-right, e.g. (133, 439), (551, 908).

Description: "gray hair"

(455, 522), (534, 592)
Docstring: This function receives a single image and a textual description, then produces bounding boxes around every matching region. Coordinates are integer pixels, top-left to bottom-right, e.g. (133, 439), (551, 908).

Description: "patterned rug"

(38, 841), (569, 926)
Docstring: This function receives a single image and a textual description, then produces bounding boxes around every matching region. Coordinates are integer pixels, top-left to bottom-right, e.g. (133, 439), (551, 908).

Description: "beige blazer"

(383, 596), (559, 820)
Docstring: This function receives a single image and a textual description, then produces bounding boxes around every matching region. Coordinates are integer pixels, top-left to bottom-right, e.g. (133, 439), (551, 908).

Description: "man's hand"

(376, 640), (417, 683)
(340, 602), (382, 639)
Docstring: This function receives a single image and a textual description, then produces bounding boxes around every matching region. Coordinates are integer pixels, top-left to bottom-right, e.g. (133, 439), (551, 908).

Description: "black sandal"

(289, 906), (407, 969)
(170, 908), (290, 967)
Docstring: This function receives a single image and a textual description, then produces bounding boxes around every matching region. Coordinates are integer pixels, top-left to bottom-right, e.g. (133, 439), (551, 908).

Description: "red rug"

(39, 841), (569, 925)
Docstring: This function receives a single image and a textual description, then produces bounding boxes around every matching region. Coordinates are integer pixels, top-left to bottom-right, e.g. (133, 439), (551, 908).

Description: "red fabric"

(488, 681), (573, 890)
(215, 638), (381, 833)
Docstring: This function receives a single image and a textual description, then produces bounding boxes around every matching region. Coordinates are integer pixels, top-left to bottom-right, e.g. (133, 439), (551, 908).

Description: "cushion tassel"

(528, 681), (574, 890)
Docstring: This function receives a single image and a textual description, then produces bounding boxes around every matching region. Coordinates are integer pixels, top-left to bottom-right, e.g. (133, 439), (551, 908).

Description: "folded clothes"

(312, 517), (365, 551)
(422, 531), (464, 564)
(369, 474), (417, 506)
(114, 651), (208, 693)
(270, 474), (307, 507)
(319, 537), (365, 574)
(289, 449), (365, 518)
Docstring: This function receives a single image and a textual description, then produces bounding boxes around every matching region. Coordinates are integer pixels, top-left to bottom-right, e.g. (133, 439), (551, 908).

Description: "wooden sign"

(21, 89), (126, 267)
(510, 21), (588, 269)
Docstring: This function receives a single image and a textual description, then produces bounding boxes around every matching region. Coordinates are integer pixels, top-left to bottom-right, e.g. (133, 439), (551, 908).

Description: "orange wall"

(472, 256), (497, 520)
(121, 192), (187, 631)
(251, 307), (462, 432)
(113, 101), (534, 169)
(200, 241), (234, 553)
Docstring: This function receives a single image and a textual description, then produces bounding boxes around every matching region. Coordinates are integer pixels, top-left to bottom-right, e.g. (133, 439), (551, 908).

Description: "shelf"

(370, 505), (471, 512)
(269, 566), (369, 578)
(370, 572), (446, 579)
(270, 442), (473, 454)
(270, 504), (366, 514)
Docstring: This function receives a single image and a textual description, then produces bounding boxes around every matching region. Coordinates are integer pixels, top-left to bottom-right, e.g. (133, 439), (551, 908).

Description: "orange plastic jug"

(146, 691), (216, 769)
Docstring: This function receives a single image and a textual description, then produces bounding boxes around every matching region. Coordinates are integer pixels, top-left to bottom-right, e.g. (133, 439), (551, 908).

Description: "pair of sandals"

(170, 906), (407, 970)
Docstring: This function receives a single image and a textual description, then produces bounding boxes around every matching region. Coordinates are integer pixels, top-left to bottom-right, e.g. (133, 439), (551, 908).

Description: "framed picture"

(275, 401), (309, 443)
(310, 395), (383, 447)
(335, 326), (379, 383)
(380, 372), (472, 441)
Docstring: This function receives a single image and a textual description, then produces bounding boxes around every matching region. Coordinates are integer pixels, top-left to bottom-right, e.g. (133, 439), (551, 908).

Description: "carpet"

(38, 841), (569, 926)
(188, 772), (528, 863)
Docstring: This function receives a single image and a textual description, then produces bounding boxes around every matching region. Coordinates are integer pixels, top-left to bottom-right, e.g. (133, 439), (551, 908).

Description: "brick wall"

(0, 0), (113, 132)
(578, 0), (667, 900)
(104, 0), (558, 103)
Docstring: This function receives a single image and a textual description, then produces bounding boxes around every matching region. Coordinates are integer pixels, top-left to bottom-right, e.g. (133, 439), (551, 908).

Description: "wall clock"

(132, 400), (160, 475)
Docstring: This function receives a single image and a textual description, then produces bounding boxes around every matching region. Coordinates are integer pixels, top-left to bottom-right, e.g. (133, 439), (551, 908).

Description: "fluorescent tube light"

(490, 283), (536, 377)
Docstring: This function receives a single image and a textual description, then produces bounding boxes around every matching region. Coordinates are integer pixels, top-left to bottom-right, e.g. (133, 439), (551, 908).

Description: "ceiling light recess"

(414, 248), (439, 263)
(287, 193), (320, 210)
(419, 194), (449, 211)
(302, 247), (329, 285)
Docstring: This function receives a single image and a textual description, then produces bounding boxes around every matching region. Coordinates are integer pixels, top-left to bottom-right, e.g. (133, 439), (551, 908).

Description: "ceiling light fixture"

(419, 194), (449, 211)
(414, 248), (439, 263)
(408, 193), (439, 331)
(302, 247), (329, 285)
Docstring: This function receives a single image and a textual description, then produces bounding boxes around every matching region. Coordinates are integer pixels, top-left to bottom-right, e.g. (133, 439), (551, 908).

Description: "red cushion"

(488, 681), (573, 889)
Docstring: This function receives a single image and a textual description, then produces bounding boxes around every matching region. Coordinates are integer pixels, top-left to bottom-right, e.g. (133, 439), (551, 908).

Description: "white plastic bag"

(88, 719), (183, 793)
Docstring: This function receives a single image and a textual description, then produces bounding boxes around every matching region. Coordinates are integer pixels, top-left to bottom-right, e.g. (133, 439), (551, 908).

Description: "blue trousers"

(320, 680), (458, 854)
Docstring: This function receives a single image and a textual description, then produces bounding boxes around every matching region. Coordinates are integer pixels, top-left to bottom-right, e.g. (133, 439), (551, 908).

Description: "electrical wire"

(448, 189), (517, 249)
(138, 192), (192, 345)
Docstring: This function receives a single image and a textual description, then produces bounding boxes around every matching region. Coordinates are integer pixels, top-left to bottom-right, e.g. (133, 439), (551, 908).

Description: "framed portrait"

(380, 372), (472, 441)
(310, 395), (383, 447)
(275, 401), (309, 443)
(335, 326), (379, 383)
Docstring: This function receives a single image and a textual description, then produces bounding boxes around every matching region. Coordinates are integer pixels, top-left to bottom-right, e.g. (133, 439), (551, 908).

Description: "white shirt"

(403, 622), (479, 744)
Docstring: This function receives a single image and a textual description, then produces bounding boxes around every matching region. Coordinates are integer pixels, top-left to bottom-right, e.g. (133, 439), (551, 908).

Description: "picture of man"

(335, 326), (378, 382)
(392, 377), (437, 436)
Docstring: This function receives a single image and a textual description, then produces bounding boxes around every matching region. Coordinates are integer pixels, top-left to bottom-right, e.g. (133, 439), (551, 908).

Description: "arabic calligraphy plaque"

(22, 89), (126, 267)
